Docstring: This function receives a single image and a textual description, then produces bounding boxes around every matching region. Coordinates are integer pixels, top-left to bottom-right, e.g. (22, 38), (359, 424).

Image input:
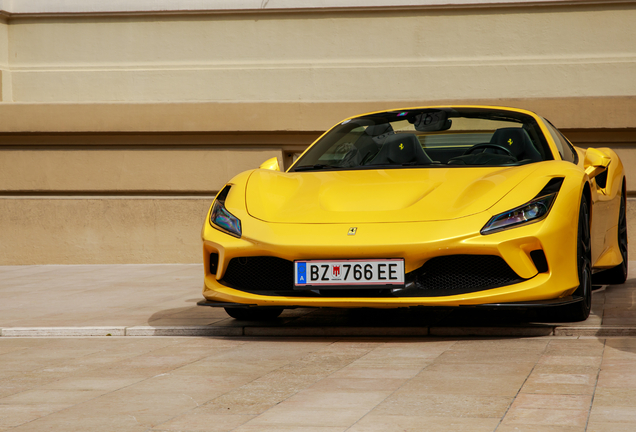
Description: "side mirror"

(259, 157), (281, 171)
(583, 148), (610, 179)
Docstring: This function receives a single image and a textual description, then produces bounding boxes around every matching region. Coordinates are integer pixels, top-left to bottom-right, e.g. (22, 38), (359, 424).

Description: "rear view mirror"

(409, 111), (452, 132)
(583, 148), (610, 179)
(259, 157), (281, 171)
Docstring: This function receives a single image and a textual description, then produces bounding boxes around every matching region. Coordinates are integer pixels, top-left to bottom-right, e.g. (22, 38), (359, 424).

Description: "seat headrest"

(368, 133), (433, 165)
(385, 134), (422, 164)
(489, 128), (532, 158)
(365, 123), (393, 137)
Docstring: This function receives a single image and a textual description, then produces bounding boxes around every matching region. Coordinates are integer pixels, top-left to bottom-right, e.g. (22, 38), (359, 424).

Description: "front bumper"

(202, 208), (580, 308)
(197, 295), (585, 309)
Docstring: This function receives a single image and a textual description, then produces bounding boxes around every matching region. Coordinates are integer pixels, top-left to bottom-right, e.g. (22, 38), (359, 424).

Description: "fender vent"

(209, 253), (219, 275)
(530, 250), (549, 273)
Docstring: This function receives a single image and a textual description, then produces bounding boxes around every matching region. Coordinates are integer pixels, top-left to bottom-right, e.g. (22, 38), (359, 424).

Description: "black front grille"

(219, 254), (523, 298)
(221, 256), (294, 292)
(405, 254), (522, 296)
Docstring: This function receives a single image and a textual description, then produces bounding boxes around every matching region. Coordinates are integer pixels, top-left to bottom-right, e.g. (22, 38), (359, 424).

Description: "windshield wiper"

(365, 162), (433, 168)
(293, 164), (333, 172)
(400, 161), (433, 166)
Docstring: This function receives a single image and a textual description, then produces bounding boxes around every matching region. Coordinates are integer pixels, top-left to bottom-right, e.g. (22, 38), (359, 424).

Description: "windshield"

(292, 108), (553, 172)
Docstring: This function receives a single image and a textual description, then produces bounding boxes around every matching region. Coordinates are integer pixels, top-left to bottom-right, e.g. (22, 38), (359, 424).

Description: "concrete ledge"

(3, 324), (633, 338)
(1, 0), (623, 16)
(1, 98), (636, 133)
(0, 198), (212, 265)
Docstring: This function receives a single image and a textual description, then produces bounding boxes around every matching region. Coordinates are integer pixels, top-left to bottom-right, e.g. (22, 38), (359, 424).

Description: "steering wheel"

(464, 143), (514, 157)
(360, 150), (379, 165)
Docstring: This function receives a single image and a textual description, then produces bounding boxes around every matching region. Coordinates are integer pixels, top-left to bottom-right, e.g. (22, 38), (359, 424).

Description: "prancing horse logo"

(507, 138), (514, 146)
(348, 227), (357, 235)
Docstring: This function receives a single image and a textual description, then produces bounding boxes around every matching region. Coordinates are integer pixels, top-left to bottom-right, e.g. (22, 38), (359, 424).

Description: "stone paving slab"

(1, 336), (635, 431)
(0, 263), (635, 338)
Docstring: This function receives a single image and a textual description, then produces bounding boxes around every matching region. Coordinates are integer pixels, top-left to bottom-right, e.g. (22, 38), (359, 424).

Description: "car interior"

(292, 108), (553, 171)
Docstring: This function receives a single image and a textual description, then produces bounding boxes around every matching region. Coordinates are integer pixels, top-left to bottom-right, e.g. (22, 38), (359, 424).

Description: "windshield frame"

(289, 107), (553, 173)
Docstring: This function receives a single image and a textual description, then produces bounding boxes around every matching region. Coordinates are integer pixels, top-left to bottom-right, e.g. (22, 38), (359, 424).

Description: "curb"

(429, 326), (555, 337)
(2, 325), (634, 338)
(0, 327), (127, 337)
(553, 326), (636, 337)
(243, 326), (432, 337)
(125, 326), (243, 337)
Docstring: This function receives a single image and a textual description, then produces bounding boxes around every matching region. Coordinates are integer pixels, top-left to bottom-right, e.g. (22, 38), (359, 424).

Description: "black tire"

(558, 195), (593, 322)
(592, 185), (628, 285)
(224, 307), (283, 321)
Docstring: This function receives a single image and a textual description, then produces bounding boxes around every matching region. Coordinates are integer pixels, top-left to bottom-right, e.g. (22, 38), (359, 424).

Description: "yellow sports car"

(199, 106), (627, 322)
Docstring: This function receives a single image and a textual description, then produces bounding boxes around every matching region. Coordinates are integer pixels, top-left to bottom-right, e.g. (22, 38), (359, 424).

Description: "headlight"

(481, 193), (557, 235)
(210, 185), (242, 238)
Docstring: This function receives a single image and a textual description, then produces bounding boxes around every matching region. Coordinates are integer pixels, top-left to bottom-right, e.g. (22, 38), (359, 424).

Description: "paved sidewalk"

(2, 335), (636, 432)
(1, 263), (635, 337)
(1, 264), (636, 432)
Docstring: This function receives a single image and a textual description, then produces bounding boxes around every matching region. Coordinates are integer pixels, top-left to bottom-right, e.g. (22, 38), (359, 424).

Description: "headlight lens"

(210, 186), (242, 238)
(481, 193), (557, 235)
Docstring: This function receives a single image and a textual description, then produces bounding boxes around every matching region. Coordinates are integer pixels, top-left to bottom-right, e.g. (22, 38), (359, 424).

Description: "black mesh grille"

(405, 254), (522, 295)
(219, 254), (522, 298)
(221, 256), (294, 292)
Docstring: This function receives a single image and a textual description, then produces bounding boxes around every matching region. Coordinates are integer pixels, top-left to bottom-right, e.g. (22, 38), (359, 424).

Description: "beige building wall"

(0, 16), (8, 101)
(0, 0), (635, 264)
(5, 5), (636, 103)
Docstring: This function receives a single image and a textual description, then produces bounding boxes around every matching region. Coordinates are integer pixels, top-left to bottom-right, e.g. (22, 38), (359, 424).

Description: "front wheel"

(224, 307), (283, 321)
(555, 195), (592, 322)
(592, 184), (628, 285)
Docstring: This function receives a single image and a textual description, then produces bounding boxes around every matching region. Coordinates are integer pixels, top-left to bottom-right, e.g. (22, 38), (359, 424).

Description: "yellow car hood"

(245, 165), (538, 224)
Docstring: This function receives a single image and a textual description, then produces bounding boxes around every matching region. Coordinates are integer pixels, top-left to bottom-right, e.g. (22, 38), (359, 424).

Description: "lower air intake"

(219, 254), (523, 298)
(406, 254), (523, 295)
(222, 256), (294, 292)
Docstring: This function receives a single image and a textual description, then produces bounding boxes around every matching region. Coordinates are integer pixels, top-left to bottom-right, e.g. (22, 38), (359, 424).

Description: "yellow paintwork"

(245, 165), (540, 224)
(582, 147), (625, 268)
(584, 148), (611, 179)
(258, 157), (281, 171)
(201, 105), (626, 308)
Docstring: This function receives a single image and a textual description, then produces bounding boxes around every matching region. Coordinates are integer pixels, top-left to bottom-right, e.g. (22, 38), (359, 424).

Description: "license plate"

(294, 259), (405, 289)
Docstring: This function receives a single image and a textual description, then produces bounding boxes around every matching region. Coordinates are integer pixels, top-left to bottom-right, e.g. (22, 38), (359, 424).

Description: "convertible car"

(199, 106), (627, 322)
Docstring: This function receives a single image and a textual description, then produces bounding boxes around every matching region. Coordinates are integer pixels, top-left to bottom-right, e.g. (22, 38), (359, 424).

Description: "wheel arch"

(582, 181), (592, 230)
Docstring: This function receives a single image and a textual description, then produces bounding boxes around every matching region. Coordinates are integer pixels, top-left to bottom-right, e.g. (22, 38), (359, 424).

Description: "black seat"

(365, 123), (393, 140)
(368, 133), (433, 165)
(489, 128), (542, 162)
